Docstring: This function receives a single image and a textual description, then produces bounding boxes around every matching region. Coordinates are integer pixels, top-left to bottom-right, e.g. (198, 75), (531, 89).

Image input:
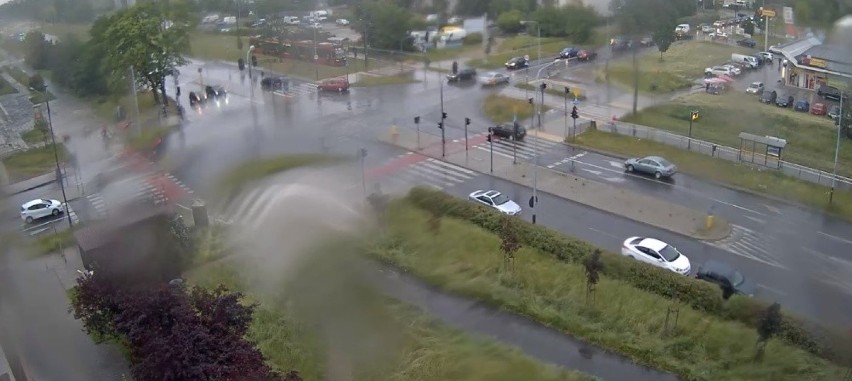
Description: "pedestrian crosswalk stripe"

(475, 145), (515, 160)
(233, 186), (280, 222)
(424, 158), (475, 175)
(405, 165), (456, 188)
(417, 162), (473, 182)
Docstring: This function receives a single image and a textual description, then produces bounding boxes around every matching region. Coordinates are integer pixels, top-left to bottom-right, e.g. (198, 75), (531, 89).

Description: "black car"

(639, 36), (654, 47)
(610, 36), (633, 51)
(775, 94), (794, 107)
(817, 84), (847, 101)
(504, 56), (528, 70)
(736, 38), (756, 48)
(695, 260), (755, 298)
(188, 91), (204, 106)
(489, 123), (526, 141)
(261, 76), (289, 91)
(793, 99), (810, 112)
(447, 68), (477, 82)
(205, 85), (227, 99)
(759, 89), (777, 104)
(559, 47), (580, 59)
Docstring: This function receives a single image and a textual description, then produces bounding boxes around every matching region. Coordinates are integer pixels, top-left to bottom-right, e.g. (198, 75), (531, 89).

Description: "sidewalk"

(380, 129), (731, 241)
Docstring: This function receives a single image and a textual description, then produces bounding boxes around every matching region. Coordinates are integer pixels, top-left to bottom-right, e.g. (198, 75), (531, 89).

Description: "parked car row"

(754, 88), (842, 120)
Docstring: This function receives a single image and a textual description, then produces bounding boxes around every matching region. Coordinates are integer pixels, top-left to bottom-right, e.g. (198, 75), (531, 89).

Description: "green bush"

(405, 187), (852, 364)
(462, 32), (483, 45)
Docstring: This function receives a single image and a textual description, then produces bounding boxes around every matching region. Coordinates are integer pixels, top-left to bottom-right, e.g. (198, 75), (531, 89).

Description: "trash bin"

(192, 200), (209, 228)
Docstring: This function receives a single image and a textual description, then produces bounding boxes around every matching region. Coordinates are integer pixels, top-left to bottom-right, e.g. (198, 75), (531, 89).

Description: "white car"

(705, 66), (733, 76)
(758, 51), (773, 61)
(20, 198), (65, 223)
(621, 237), (691, 275)
(721, 64), (741, 76)
(479, 72), (510, 86)
(468, 190), (522, 215)
(746, 81), (764, 94)
(335, 18), (350, 25)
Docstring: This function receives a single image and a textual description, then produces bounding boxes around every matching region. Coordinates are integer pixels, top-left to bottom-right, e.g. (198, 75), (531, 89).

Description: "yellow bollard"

(705, 214), (715, 230)
(390, 125), (399, 144)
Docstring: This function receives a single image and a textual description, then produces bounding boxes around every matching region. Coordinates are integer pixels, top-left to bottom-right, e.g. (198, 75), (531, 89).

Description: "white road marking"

(818, 231), (852, 245)
(588, 227), (620, 240)
(608, 160), (623, 168)
(581, 168), (603, 176)
(763, 204), (783, 214)
(603, 177), (626, 183)
(744, 215), (766, 224)
(709, 198), (766, 216)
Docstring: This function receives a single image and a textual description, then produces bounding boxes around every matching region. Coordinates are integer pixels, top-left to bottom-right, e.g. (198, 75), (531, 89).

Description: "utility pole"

(129, 66), (140, 135)
(362, 20), (369, 70)
(688, 110), (699, 150)
(41, 87), (72, 228)
(830, 94), (844, 203)
(532, 92), (539, 225)
(414, 116), (421, 150)
(313, 27), (319, 81)
(512, 112), (518, 164)
(464, 117), (470, 152)
(440, 71), (446, 157)
(564, 86), (569, 139)
(488, 129), (494, 173)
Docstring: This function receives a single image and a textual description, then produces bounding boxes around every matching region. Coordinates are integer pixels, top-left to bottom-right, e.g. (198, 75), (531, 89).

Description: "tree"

(27, 74), (46, 92)
(582, 249), (603, 303)
(755, 302), (783, 361)
(741, 20), (755, 37)
(23, 30), (50, 70)
(496, 10), (524, 34)
(95, 1), (190, 104)
(794, 0), (852, 30)
(530, 5), (599, 42)
(652, 21), (677, 61)
(489, 0), (536, 18)
(354, 1), (414, 51)
(499, 216), (521, 272)
(455, 0), (491, 16)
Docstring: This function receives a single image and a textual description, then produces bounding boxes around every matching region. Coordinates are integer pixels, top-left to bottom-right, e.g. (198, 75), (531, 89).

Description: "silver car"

(624, 156), (677, 179)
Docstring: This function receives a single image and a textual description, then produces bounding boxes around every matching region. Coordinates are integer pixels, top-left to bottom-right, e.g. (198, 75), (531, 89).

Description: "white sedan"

(335, 18), (350, 25)
(621, 237), (691, 275)
(479, 72), (510, 86)
(468, 190), (522, 215)
(20, 198), (65, 223)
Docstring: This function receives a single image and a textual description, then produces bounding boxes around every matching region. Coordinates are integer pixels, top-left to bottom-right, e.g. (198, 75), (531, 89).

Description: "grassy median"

(371, 201), (845, 381)
(574, 129), (852, 219)
(483, 94), (550, 124)
(187, 250), (597, 381)
(2, 143), (67, 182)
(352, 72), (418, 87)
(622, 92), (849, 177)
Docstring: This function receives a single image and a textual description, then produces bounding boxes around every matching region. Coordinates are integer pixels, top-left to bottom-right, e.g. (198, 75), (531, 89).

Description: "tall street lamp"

(313, 26), (319, 81)
(520, 20), (540, 100)
(530, 60), (560, 225)
(32, 86), (72, 228)
(247, 45), (256, 81)
(830, 94), (844, 203)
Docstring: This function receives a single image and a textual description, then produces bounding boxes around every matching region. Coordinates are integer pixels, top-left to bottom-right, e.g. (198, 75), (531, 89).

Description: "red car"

(811, 102), (826, 115)
(577, 49), (597, 61)
(318, 78), (350, 92)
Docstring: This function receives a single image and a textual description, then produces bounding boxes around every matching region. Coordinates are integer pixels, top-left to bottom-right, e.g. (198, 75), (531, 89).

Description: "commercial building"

(772, 36), (852, 91)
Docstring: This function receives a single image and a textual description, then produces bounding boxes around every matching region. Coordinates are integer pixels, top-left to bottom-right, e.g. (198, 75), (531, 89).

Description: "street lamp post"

(520, 20), (540, 100)
(439, 68), (446, 157)
(313, 27), (319, 81)
(530, 60), (560, 225)
(830, 95), (844, 203)
(246, 45), (255, 81)
(35, 86), (72, 228)
(563, 86), (569, 139)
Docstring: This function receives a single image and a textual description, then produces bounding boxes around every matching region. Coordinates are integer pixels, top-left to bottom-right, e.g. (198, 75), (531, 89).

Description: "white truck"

(732, 53), (759, 69)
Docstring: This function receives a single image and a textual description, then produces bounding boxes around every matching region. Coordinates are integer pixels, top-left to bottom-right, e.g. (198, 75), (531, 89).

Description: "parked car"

(776, 94), (794, 108)
(706, 83), (726, 95)
(261, 76), (289, 91)
(468, 190), (522, 215)
(736, 38), (757, 48)
(695, 260), (755, 297)
(817, 85), (847, 101)
(317, 77), (350, 92)
(758, 51), (773, 62)
(621, 237), (692, 275)
(504, 56), (528, 70)
(811, 102), (827, 115)
(639, 36), (655, 47)
(745, 81), (764, 94)
(721, 64), (741, 76)
(700, 24), (715, 33)
(559, 47), (580, 59)
(828, 105), (842, 119)
(335, 18), (350, 25)
(759, 89), (777, 104)
(708, 31), (728, 41)
(624, 155), (677, 179)
(793, 99), (810, 112)
(489, 123), (526, 140)
(205, 85), (227, 99)
(479, 72), (510, 86)
(20, 198), (65, 223)
(705, 66), (734, 76)
(577, 49), (597, 61)
(610, 36), (633, 51)
(447, 68), (477, 82)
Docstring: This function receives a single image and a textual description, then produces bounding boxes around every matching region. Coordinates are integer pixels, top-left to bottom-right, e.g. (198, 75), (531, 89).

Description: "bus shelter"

(737, 132), (787, 169)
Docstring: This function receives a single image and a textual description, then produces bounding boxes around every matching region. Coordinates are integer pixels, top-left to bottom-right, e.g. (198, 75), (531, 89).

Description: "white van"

(675, 24), (690, 34)
(732, 53), (759, 68)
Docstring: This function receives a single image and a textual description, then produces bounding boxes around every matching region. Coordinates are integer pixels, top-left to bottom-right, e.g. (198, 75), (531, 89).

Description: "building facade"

(773, 36), (852, 91)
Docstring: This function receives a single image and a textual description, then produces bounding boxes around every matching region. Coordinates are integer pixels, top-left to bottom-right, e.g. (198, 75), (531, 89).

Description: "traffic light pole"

(688, 118), (693, 150)
(440, 72), (446, 157)
(414, 116), (421, 150)
(489, 133), (494, 173)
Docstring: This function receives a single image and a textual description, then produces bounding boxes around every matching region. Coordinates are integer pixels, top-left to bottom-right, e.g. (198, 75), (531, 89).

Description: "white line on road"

(709, 198), (766, 216)
(818, 231), (852, 245)
(744, 215), (766, 224)
(608, 160), (623, 169)
(588, 227), (620, 240)
(581, 168), (603, 176)
(763, 204), (783, 215)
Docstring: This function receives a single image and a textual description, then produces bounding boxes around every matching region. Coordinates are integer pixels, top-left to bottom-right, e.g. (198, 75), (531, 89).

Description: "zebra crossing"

(382, 156), (477, 191)
(472, 135), (561, 161)
(707, 224), (785, 269)
(85, 173), (194, 218)
(273, 83), (319, 98)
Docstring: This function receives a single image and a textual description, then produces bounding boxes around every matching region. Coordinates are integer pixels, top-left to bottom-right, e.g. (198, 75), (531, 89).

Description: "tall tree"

(23, 30), (50, 70)
(582, 249), (603, 304)
(499, 215), (521, 272)
(354, 1), (414, 51)
(530, 5), (599, 42)
(652, 20), (677, 61)
(95, 1), (190, 104)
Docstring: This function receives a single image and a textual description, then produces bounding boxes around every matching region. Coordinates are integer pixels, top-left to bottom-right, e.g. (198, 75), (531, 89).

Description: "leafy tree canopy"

(354, 1), (414, 51)
(530, 5), (599, 42)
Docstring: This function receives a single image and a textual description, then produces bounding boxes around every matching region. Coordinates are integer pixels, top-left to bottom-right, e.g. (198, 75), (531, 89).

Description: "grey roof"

(800, 44), (852, 77)
(738, 132), (788, 148)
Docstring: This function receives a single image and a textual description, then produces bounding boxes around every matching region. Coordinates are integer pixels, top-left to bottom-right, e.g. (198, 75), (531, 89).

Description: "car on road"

(577, 49), (597, 61)
(447, 68), (477, 82)
(745, 81), (764, 94)
(335, 18), (350, 25)
(759, 89), (777, 104)
(559, 47), (580, 59)
(758, 51), (773, 62)
(610, 36), (633, 51)
(776, 93), (794, 108)
(793, 99), (810, 112)
(736, 38), (757, 48)
(261, 76), (289, 91)
(479, 72), (510, 86)
(639, 36), (655, 47)
(205, 85), (227, 99)
(489, 123), (526, 141)
(21, 199), (65, 223)
(504, 56), (528, 70)
(468, 190), (522, 216)
(811, 102), (826, 115)
(700, 24), (715, 33)
(828, 105), (842, 120)
(624, 155), (677, 179)
(695, 260), (755, 297)
(317, 77), (350, 92)
(817, 85), (847, 101)
(188, 91), (204, 106)
(621, 237), (691, 275)
(708, 31), (728, 41)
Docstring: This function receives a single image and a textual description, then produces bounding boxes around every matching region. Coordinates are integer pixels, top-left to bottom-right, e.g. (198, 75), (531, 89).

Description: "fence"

(601, 121), (852, 190)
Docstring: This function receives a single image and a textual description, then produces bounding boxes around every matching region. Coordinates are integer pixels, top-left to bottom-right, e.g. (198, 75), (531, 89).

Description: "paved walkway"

(381, 128), (731, 241)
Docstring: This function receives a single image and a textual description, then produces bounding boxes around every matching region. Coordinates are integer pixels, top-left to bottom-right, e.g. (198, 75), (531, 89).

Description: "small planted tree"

(755, 302), (783, 361)
(427, 208), (441, 236)
(499, 216), (521, 272)
(582, 249), (603, 304)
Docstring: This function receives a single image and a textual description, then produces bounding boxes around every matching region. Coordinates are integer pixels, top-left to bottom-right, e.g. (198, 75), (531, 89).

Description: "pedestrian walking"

(452, 61), (458, 75)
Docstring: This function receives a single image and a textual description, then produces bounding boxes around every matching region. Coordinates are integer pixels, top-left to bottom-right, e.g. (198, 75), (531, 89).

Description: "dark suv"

(205, 85), (227, 99)
(817, 85), (847, 101)
(261, 76), (289, 91)
(447, 68), (477, 82)
(489, 123), (526, 141)
(759, 89), (777, 104)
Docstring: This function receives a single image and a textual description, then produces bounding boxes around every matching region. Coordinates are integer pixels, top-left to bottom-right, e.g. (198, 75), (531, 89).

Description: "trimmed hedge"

(406, 187), (852, 365)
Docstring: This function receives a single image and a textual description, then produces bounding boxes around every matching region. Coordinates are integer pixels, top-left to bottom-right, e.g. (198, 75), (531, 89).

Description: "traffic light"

(571, 106), (579, 119)
(486, 134), (492, 142)
(527, 97), (533, 104)
(539, 82), (547, 90)
(564, 86), (571, 94)
(442, 112), (448, 119)
(438, 121), (443, 130)
(238, 58), (245, 70)
(414, 116), (420, 124)
(464, 117), (471, 125)
(360, 148), (368, 158)
(690, 111), (700, 121)
(251, 54), (258, 67)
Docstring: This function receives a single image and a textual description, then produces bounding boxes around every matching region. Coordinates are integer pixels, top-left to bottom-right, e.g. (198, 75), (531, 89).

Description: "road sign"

(759, 7), (776, 17)
(314, 54), (319, 60)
